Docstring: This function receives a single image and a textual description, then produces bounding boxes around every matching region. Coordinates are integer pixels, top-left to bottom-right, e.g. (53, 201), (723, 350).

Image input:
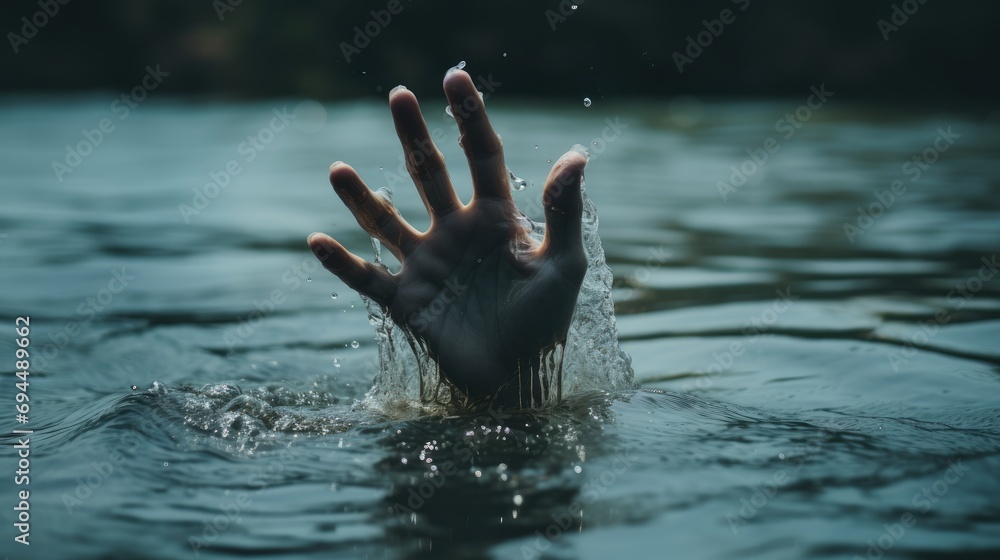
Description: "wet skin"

(308, 68), (588, 408)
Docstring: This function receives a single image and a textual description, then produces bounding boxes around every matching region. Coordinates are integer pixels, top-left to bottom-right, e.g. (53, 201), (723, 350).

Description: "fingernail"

(570, 144), (591, 161)
(330, 161), (344, 170)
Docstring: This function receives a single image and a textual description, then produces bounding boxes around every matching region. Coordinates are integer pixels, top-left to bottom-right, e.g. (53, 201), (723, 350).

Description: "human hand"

(308, 68), (588, 408)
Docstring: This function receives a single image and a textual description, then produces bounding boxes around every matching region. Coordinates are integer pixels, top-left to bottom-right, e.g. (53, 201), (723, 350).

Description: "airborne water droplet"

(583, 97), (592, 108)
(130, 385), (138, 390)
(331, 292), (338, 299)
(351, 341), (360, 349)
(534, 144), (539, 150)
(307, 277), (312, 282)
(445, 105), (454, 118)
(456, 60), (467, 70)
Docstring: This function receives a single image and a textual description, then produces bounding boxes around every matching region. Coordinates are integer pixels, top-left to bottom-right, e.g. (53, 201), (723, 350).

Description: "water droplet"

(445, 105), (454, 118)
(502, 52), (508, 57)
(474, 470), (482, 478)
(477, 258), (482, 263)
(306, 277), (312, 282)
(534, 144), (539, 150)
(351, 340), (360, 349)
(130, 385), (138, 390)
(508, 169), (529, 191)
(331, 292), (338, 299)
(571, 4), (578, 9)
(574, 465), (582, 473)
(592, 141), (598, 146)
(456, 60), (466, 70)
(163, 462), (169, 467)
(778, 453), (785, 460)
(378, 166), (384, 171)
(583, 97), (592, 107)
(547, 159), (552, 163)
(513, 494), (524, 506)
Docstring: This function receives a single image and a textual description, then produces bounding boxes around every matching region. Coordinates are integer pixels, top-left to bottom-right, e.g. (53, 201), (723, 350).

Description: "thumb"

(540, 145), (588, 268)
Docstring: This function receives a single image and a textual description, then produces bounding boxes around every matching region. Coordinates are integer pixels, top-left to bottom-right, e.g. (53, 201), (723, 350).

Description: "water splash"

(508, 168), (530, 191)
(359, 179), (635, 414)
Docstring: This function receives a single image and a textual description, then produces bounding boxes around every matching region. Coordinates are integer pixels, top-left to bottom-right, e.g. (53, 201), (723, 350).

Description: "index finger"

(443, 67), (510, 201)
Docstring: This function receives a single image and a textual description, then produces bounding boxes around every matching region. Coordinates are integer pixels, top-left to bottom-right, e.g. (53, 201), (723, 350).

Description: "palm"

(308, 69), (587, 407)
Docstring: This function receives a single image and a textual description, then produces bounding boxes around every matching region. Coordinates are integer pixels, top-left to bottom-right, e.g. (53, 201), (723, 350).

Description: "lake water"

(1, 94), (998, 559)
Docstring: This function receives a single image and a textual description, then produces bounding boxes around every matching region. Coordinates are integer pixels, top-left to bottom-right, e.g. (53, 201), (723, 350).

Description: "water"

(1, 95), (998, 559)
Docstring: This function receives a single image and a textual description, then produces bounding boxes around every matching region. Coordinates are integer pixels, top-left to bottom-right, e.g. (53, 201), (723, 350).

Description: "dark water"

(1, 94), (999, 559)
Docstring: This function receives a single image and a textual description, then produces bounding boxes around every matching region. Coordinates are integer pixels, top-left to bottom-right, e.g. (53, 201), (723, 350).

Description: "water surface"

(1, 95), (998, 559)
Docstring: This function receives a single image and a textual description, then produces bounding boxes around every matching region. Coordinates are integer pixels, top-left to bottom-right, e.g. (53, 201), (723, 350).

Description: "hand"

(307, 68), (588, 408)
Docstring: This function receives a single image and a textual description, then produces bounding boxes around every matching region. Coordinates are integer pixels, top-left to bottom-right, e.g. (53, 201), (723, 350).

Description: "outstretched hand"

(308, 68), (588, 408)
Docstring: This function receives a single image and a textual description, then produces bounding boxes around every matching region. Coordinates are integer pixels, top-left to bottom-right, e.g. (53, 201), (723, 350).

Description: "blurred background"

(2, 0), (998, 104)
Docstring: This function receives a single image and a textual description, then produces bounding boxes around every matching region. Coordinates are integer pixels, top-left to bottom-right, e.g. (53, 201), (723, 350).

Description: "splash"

(360, 180), (635, 415)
